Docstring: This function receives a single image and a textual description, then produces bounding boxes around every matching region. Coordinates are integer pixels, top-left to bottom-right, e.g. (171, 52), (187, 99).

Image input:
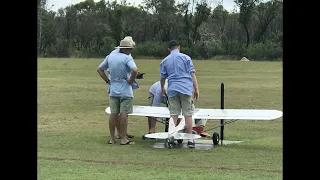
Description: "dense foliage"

(38, 0), (282, 60)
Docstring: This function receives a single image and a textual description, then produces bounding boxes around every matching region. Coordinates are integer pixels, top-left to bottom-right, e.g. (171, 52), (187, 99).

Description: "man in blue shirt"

(104, 37), (136, 140)
(106, 70), (135, 140)
(97, 38), (138, 145)
(143, 79), (210, 140)
(160, 40), (200, 148)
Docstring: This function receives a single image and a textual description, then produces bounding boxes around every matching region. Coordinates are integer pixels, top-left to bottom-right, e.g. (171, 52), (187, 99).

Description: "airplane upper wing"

(105, 106), (283, 120)
(195, 109), (283, 120)
(105, 106), (179, 118)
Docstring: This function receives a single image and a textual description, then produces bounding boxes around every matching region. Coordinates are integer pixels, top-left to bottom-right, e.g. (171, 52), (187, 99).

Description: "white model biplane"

(105, 105), (283, 148)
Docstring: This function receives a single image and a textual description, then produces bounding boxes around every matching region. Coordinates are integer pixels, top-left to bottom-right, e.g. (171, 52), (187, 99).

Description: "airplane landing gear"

(176, 130), (197, 144)
(165, 138), (175, 149)
(212, 132), (219, 145)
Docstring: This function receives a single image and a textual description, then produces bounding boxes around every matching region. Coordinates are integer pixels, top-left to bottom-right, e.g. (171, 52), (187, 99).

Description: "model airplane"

(105, 105), (283, 148)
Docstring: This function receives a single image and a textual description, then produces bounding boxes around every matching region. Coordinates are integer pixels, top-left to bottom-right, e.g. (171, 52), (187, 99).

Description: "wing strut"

(220, 83), (225, 145)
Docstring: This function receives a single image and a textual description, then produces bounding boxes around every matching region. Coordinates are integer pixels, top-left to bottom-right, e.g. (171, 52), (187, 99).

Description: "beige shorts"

(109, 96), (133, 114)
(168, 93), (195, 116)
(148, 93), (168, 107)
(148, 93), (154, 106)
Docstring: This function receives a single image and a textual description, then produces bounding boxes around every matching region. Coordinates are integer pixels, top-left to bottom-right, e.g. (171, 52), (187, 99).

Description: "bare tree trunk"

(244, 24), (250, 47)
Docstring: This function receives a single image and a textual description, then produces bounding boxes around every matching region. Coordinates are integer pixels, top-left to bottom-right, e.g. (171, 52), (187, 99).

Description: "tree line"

(37, 0), (283, 61)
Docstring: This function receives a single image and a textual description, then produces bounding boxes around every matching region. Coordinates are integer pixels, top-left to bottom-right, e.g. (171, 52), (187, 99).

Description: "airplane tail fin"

(168, 118), (186, 136)
(168, 117), (176, 134)
(176, 118), (186, 132)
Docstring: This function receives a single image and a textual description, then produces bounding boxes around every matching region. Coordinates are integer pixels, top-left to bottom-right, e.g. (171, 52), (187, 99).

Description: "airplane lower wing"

(144, 132), (202, 140)
(144, 132), (170, 139)
(105, 106), (178, 118)
(174, 132), (202, 140)
(105, 106), (283, 120)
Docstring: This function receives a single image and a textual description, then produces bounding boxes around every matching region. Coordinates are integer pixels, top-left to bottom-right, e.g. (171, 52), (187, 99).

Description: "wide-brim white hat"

(115, 36), (136, 48)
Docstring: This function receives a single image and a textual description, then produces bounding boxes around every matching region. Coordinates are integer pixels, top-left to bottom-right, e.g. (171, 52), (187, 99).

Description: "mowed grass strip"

(38, 159), (281, 180)
(38, 58), (282, 180)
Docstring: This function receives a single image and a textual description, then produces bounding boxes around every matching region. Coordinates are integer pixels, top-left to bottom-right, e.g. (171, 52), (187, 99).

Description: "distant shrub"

(135, 41), (168, 58)
(244, 43), (282, 61)
(38, 39), (283, 61)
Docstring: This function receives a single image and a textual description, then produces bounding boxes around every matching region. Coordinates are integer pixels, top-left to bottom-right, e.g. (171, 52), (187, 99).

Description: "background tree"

(234, 0), (260, 47)
(37, 0), (283, 61)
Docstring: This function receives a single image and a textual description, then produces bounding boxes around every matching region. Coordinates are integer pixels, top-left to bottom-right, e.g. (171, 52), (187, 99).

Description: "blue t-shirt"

(160, 49), (195, 97)
(99, 51), (137, 98)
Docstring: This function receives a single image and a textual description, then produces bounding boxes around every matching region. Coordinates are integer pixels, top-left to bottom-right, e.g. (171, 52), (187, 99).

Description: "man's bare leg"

(109, 113), (118, 144)
(143, 117), (157, 140)
(149, 117), (157, 133)
(125, 114), (135, 138)
(177, 118), (181, 125)
(184, 116), (193, 134)
(171, 115), (179, 126)
(119, 112), (129, 144)
(116, 114), (121, 137)
(184, 116), (195, 148)
(117, 114), (134, 139)
(147, 117), (151, 132)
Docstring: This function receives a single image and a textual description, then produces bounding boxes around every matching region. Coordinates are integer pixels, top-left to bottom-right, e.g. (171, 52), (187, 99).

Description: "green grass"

(38, 58), (283, 180)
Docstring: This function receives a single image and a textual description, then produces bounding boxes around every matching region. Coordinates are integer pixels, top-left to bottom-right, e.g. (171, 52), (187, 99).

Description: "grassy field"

(38, 58), (283, 180)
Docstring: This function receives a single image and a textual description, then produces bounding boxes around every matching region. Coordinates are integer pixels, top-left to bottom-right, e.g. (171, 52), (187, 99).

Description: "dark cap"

(168, 40), (180, 49)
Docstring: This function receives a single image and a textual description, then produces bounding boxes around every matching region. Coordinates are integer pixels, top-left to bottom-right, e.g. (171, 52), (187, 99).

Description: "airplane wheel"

(142, 135), (146, 140)
(177, 139), (183, 144)
(212, 132), (219, 145)
(166, 139), (173, 149)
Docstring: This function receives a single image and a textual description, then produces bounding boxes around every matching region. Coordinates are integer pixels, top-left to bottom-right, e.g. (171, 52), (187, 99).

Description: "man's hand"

(191, 72), (199, 100)
(127, 68), (138, 85)
(127, 78), (134, 85)
(161, 95), (168, 104)
(161, 89), (166, 96)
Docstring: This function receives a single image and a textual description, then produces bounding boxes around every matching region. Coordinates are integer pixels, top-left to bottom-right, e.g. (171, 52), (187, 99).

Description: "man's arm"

(97, 68), (110, 84)
(160, 61), (167, 95)
(160, 78), (166, 93)
(191, 72), (199, 93)
(126, 57), (138, 85)
(188, 57), (199, 99)
(97, 56), (110, 84)
(128, 67), (138, 85)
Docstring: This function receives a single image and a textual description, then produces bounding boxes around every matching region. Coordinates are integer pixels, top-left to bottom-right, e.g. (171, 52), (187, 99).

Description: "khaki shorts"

(148, 93), (154, 106)
(168, 93), (195, 116)
(109, 96), (133, 114)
